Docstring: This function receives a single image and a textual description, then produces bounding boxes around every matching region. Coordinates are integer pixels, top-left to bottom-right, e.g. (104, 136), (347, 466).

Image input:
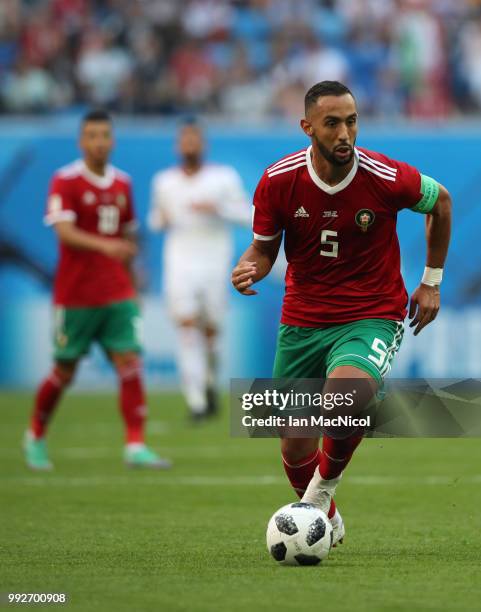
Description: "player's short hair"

(179, 116), (202, 135)
(305, 81), (354, 113)
(181, 115), (199, 127)
(81, 109), (112, 125)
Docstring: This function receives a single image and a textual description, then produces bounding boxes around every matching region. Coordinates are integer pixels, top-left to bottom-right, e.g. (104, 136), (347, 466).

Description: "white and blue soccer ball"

(266, 502), (333, 566)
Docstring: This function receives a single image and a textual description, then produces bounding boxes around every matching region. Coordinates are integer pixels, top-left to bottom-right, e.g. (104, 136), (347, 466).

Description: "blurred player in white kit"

(148, 121), (250, 421)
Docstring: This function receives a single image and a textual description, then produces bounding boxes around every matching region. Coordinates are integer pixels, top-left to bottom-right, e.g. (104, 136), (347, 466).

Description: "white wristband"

(422, 266), (443, 287)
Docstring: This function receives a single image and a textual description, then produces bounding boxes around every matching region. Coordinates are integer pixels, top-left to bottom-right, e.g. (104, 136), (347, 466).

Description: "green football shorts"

(53, 299), (142, 361)
(273, 319), (404, 383)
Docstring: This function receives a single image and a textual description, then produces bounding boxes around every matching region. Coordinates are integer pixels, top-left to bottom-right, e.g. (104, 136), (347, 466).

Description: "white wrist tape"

(422, 267), (443, 287)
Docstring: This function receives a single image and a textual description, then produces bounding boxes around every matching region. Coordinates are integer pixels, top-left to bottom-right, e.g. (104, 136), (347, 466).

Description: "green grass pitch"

(1, 391), (481, 611)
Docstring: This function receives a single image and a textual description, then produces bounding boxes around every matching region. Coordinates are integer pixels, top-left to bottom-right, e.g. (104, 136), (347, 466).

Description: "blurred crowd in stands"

(1, 0), (481, 119)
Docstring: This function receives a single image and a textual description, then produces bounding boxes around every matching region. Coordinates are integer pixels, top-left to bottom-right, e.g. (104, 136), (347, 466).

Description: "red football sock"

(282, 448), (337, 518)
(319, 434), (363, 480)
(282, 448), (320, 497)
(118, 359), (147, 444)
(30, 368), (65, 438)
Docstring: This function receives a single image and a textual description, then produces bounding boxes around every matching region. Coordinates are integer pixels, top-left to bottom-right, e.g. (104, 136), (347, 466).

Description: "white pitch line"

(57, 447), (226, 459)
(347, 475), (471, 485)
(55, 446), (267, 459)
(0, 421), (171, 434)
(0, 445), (273, 459)
(2, 475), (283, 487)
(2, 475), (481, 488)
(55, 448), (113, 459)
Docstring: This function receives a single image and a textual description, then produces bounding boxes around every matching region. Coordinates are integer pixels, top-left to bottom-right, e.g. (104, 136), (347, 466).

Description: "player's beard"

(86, 151), (109, 173)
(313, 136), (355, 167)
(183, 153), (202, 169)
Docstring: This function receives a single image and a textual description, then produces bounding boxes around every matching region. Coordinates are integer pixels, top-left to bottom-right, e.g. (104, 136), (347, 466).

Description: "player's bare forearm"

(240, 241), (278, 280)
(409, 183), (451, 336)
(425, 183), (451, 268)
(55, 222), (108, 251)
(54, 221), (137, 262)
(232, 236), (282, 296)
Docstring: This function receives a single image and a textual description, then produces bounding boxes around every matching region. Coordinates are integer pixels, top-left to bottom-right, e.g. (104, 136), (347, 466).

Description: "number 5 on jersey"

(320, 230), (338, 258)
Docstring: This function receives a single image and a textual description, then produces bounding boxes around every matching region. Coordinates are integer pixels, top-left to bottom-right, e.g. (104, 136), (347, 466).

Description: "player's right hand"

(102, 239), (138, 262)
(231, 260), (258, 296)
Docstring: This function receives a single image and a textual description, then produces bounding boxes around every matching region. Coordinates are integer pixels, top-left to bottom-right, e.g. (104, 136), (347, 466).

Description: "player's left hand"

(408, 284), (440, 336)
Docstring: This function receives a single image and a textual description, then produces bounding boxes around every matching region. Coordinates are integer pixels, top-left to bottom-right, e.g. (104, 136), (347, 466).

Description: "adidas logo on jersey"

(294, 206), (309, 218)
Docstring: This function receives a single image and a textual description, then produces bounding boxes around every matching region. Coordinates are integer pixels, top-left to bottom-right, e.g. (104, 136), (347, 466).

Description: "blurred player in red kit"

(232, 82), (451, 546)
(24, 110), (170, 470)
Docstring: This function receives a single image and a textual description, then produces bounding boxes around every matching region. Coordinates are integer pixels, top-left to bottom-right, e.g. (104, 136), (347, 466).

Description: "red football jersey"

(44, 160), (138, 307)
(253, 146), (425, 327)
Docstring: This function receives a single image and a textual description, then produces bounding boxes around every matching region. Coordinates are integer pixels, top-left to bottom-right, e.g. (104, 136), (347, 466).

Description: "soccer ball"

(266, 502), (333, 566)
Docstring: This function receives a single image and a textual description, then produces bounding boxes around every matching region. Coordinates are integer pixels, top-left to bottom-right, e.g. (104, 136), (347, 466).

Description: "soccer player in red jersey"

(24, 110), (170, 470)
(231, 82), (451, 545)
